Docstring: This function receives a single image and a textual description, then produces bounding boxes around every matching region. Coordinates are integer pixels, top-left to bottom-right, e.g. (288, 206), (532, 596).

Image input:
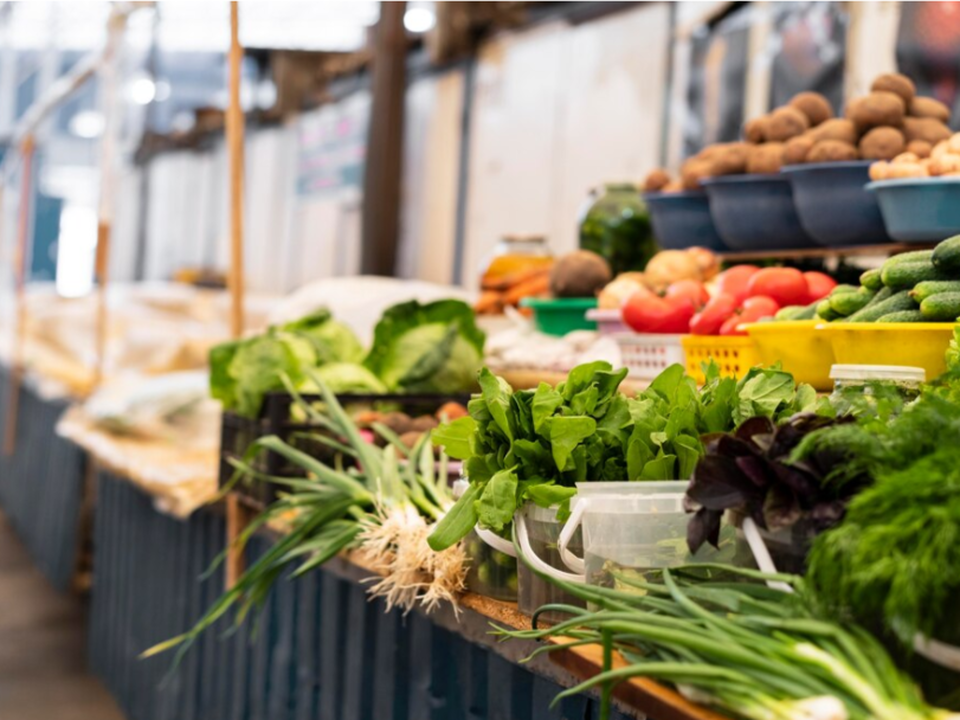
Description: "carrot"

(504, 274), (550, 306)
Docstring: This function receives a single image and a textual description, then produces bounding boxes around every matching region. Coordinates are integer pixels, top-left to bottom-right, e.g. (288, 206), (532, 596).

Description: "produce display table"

(0, 364), (87, 591)
(88, 471), (725, 720)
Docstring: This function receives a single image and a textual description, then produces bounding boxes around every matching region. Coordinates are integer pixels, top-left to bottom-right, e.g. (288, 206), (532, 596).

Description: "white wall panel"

(398, 68), (465, 285)
(462, 22), (568, 290)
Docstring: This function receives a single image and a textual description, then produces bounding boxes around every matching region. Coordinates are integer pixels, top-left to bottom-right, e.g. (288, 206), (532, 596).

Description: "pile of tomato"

(621, 266), (836, 335)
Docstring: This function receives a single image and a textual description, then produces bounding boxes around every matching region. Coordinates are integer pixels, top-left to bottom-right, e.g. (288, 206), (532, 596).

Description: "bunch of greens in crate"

(145, 372), (465, 663)
(210, 299), (485, 418)
(428, 361), (819, 551)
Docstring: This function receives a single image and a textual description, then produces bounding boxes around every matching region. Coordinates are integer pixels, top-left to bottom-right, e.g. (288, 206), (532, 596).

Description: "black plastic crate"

(219, 391), (471, 509)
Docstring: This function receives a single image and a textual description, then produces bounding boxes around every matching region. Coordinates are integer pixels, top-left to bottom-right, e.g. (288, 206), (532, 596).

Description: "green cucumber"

(830, 284), (860, 296)
(817, 299), (841, 321)
(920, 292), (960, 321)
(876, 310), (926, 323)
(884, 249), (934, 268)
(795, 301), (819, 320)
(910, 280), (960, 303)
(829, 287), (875, 316)
(859, 268), (883, 291)
(775, 305), (807, 321)
(932, 235), (960, 271)
(845, 290), (917, 322)
(880, 260), (951, 290)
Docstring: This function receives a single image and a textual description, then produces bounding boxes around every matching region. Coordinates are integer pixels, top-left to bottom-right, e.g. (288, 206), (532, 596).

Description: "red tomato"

(665, 280), (709, 310)
(714, 265), (761, 304)
(719, 315), (747, 336)
(803, 271), (837, 303)
(745, 267), (809, 307)
(689, 293), (738, 335)
(740, 295), (780, 319)
(623, 292), (694, 334)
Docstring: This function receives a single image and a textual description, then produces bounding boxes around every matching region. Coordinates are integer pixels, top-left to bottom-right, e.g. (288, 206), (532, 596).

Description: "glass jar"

(464, 528), (519, 602)
(829, 364), (925, 416)
(480, 234), (553, 287)
(579, 183), (658, 276)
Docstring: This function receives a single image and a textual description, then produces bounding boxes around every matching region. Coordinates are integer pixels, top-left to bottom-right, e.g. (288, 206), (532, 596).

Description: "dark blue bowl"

(782, 161), (890, 246)
(644, 191), (728, 251)
(701, 174), (817, 251)
(867, 178), (960, 242)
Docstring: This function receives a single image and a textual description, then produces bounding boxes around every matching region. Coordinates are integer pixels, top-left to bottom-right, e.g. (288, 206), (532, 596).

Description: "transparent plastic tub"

(556, 482), (734, 591)
(464, 528), (519, 602)
(514, 503), (585, 624)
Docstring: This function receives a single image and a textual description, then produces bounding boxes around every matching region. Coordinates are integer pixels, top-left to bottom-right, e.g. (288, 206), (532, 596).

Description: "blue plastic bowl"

(782, 161), (891, 246)
(644, 191), (728, 251)
(866, 178), (960, 242)
(701, 175), (817, 251)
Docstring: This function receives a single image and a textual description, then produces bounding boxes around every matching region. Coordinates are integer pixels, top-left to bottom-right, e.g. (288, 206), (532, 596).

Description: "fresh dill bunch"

(806, 444), (960, 645)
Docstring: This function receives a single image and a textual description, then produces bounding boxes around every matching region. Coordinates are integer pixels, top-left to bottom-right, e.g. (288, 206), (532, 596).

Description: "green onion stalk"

(496, 560), (959, 720)
(143, 370), (465, 664)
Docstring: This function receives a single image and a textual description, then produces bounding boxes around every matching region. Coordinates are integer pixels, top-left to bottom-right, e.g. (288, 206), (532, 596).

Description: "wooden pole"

(4, 135), (35, 457)
(93, 10), (126, 391)
(225, 0), (249, 590)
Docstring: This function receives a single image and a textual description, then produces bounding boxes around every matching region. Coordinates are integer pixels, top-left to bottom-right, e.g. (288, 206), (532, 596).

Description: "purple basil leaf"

(735, 416), (776, 449)
(763, 484), (802, 530)
(715, 434), (758, 459)
(771, 463), (818, 499)
(734, 454), (775, 490)
(809, 500), (846, 530)
(687, 508), (723, 553)
(689, 456), (754, 510)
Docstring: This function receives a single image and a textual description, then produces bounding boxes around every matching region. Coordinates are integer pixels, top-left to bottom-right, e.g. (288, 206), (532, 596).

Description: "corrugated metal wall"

(0, 370), (86, 592)
(90, 472), (641, 720)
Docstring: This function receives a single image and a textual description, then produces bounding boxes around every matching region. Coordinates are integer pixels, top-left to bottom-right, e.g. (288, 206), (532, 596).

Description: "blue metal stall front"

(0, 366), (86, 591)
(89, 472), (640, 720)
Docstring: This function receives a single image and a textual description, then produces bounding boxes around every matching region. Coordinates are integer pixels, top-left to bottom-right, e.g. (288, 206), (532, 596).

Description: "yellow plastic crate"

(746, 321), (835, 391)
(681, 335), (761, 384)
(819, 323), (956, 381)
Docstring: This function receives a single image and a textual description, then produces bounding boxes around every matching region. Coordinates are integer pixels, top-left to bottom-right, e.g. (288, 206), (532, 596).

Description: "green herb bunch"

(428, 361), (818, 552)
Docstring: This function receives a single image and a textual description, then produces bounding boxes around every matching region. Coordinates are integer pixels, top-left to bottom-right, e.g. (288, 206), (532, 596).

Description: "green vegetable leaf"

(570, 385), (600, 416)
(561, 361), (613, 400)
(427, 483), (481, 551)
(532, 382), (563, 433)
(549, 417), (596, 471)
(735, 368), (796, 425)
(431, 417), (477, 460)
(523, 482), (577, 508)
(674, 434), (702, 480)
(640, 454), (676, 480)
(479, 367), (514, 441)
(476, 468), (519, 532)
(648, 364), (686, 401)
(209, 339), (242, 408)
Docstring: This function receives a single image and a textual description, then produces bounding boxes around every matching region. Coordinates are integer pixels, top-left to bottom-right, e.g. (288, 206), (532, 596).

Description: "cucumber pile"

(810, 237), (960, 324)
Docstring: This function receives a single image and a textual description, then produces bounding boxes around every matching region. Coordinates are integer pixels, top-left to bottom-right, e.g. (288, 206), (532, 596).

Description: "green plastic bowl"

(521, 297), (598, 336)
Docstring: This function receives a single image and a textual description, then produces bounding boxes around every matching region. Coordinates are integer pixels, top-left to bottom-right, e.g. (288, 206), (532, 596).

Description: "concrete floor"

(0, 513), (124, 720)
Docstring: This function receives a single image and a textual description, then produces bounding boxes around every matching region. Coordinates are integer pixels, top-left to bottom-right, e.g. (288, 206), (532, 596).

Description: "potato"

(643, 168), (671, 192)
(870, 73), (916, 105)
(858, 126), (905, 160)
(892, 152), (920, 164)
(905, 139), (933, 158)
(947, 134), (960, 154)
(782, 134), (815, 165)
(550, 250), (612, 298)
(746, 142), (785, 174)
(764, 106), (810, 142)
(743, 117), (767, 143)
(789, 91), (833, 126)
(681, 158), (714, 189)
(849, 91), (906, 131)
(902, 116), (952, 144)
(885, 161), (929, 179)
(697, 144), (725, 161)
(808, 118), (858, 145)
(868, 161), (889, 181)
(806, 139), (859, 163)
(710, 142), (751, 175)
(662, 180), (684, 193)
(932, 140), (951, 159)
(929, 153), (960, 176)
(909, 96), (950, 123)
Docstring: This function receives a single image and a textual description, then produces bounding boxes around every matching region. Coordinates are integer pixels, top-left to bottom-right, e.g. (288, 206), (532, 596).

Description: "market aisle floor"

(0, 513), (124, 720)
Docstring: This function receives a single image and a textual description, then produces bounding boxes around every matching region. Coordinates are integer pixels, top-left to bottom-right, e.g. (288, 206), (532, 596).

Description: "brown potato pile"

(642, 72), (953, 191)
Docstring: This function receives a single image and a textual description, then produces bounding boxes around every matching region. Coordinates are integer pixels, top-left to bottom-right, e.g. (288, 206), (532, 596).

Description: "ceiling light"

(404, 7), (435, 33)
(128, 76), (156, 105)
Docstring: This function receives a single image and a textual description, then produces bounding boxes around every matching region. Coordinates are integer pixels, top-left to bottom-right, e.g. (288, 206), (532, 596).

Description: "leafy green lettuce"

(300, 362), (387, 395)
(363, 300), (485, 394)
(281, 310), (364, 364)
(427, 360), (818, 551)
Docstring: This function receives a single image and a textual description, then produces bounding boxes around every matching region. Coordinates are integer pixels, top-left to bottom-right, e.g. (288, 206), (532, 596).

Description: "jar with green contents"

(829, 364), (925, 416)
(579, 182), (658, 275)
(463, 528), (519, 602)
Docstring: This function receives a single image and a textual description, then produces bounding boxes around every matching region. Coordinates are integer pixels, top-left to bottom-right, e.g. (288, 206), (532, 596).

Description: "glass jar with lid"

(578, 183), (658, 275)
(480, 234), (553, 288)
(829, 364), (925, 416)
